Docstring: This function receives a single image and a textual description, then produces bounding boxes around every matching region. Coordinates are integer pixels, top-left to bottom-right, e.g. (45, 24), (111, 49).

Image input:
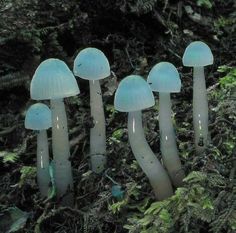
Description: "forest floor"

(0, 0), (235, 232)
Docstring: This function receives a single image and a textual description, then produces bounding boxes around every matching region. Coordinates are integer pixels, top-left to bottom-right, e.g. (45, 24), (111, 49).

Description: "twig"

(70, 133), (86, 147)
(125, 46), (135, 70)
(0, 125), (17, 136)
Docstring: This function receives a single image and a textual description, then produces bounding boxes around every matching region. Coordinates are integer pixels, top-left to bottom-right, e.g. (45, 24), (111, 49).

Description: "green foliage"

(109, 182), (141, 214)
(218, 66), (236, 89)
(0, 151), (19, 164)
(111, 129), (125, 142)
(196, 0), (212, 9)
(18, 166), (36, 188)
(214, 16), (236, 35)
(121, 171), (235, 233)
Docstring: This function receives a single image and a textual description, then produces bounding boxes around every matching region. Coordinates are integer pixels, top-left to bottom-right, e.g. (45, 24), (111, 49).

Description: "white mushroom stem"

(159, 92), (185, 187)
(50, 98), (73, 206)
(193, 67), (209, 154)
(128, 111), (173, 200)
(37, 130), (50, 197)
(89, 80), (106, 174)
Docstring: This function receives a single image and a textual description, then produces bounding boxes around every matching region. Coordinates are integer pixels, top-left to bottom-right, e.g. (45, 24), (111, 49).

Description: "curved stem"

(51, 98), (73, 206)
(159, 93), (185, 187)
(89, 80), (106, 174)
(37, 130), (50, 197)
(128, 111), (173, 200)
(193, 67), (209, 154)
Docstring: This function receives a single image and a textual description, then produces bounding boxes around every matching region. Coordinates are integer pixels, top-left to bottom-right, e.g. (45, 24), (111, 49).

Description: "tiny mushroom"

(183, 41), (213, 154)
(147, 62), (185, 187)
(25, 103), (51, 197)
(73, 47), (110, 174)
(114, 75), (173, 200)
(31, 58), (80, 206)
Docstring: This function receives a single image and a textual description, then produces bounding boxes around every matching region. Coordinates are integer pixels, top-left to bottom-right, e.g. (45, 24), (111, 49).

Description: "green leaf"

(112, 129), (125, 140)
(202, 198), (214, 210)
(108, 199), (128, 214)
(18, 166), (36, 188)
(218, 66), (236, 88)
(0, 151), (19, 164)
(159, 209), (171, 223)
(183, 171), (207, 183)
(0, 207), (30, 232)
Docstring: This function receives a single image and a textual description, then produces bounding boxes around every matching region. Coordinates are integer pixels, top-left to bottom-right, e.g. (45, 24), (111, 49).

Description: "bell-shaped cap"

(147, 62), (181, 93)
(182, 41), (213, 67)
(25, 103), (52, 130)
(73, 47), (110, 80)
(114, 75), (155, 112)
(30, 58), (80, 100)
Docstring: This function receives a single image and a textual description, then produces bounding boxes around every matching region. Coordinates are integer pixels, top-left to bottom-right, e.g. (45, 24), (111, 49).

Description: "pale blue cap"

(31, 58), (80, 100)
(114, 75), (155, 112)
(147, 62), (181, 93)
(25, 103), (52, 130)
(183, 41), (213, 67)
(73, 47), (110, 80)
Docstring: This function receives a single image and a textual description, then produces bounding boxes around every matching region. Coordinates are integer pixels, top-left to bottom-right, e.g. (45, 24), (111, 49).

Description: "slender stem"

(51, 98), (73, 206)
(193, 67), (209, 154)
(37, 130), (50, 197)
(89, 80), (106, 174)
(128, 111), (173, 200)
(159, 93), (185, 187)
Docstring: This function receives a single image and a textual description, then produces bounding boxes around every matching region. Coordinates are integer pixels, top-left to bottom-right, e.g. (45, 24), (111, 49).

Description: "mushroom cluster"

(114, 75), (173, 200)
(24, 41), (213, 205)
(30, 58), (80, 206)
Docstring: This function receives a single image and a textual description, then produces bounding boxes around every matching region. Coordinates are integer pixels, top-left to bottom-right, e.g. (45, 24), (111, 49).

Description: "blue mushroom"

(183, 41), (213, 154)
(25, 103), (51, 197)
(74, 48), (110, 174)
(114, 75), (173, 200)
(31, 58), (80, 206)
(148, 62), (185, 187)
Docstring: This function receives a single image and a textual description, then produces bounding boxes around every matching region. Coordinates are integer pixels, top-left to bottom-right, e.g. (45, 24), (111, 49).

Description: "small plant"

(19, 166), (37, 188)
(218, 66), (236, 88)
(0, 151), (19, 164)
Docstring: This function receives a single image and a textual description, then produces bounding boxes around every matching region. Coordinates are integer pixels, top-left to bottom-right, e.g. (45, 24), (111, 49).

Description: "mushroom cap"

(25, 103), (52, 130)
(30, 58), (80, 100)
(182, 41), (213, 67)
(147, 62), (181, 93)
(73, 47), (110, 80)
(114, 75), (155, 112)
